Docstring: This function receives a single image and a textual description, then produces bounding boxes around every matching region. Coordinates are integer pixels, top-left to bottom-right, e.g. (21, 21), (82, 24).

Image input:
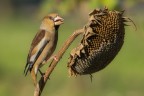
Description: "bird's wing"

(24, 30), (49, 76)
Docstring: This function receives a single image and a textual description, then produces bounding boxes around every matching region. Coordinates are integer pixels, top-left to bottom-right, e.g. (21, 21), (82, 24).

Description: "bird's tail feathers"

(24, 62), (33, 76)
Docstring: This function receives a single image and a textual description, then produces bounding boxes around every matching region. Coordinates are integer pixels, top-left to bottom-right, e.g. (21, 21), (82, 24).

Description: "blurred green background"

(0, 0), (144, 96)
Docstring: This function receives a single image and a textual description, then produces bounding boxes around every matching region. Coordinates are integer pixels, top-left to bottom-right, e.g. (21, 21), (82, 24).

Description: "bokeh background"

(0, 0), (144, 96)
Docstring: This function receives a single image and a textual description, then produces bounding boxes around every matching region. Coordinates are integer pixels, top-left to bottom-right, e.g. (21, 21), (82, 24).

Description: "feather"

(24, 30), (47, 75)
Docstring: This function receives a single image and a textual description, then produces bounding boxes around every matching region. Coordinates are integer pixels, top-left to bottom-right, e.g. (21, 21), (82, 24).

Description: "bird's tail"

(24, 63), (37, 86)
(24, 62), (33, 76)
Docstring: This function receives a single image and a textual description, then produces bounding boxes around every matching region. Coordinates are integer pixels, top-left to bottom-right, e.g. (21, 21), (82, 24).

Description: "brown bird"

(24, 13), (64, 85)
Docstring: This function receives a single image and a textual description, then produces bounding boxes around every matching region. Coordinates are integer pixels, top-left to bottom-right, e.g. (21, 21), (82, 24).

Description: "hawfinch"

(24, 13), (64, 85)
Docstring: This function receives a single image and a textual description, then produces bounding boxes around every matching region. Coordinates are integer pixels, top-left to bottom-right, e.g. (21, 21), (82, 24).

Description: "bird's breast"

(44, 31), (58, 60)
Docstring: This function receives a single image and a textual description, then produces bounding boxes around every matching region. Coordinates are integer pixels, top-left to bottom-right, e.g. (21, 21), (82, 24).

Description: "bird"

(24, 13), (64, 85)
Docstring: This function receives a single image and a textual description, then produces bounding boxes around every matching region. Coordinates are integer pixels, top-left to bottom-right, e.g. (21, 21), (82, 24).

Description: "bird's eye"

(48, 16), (54, 20)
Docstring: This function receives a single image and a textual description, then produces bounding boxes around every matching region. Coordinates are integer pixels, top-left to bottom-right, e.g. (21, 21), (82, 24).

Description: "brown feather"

(27, 30), (45, 62)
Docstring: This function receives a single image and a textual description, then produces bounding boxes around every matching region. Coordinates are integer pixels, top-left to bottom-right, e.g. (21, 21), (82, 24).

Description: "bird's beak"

(54, 16), (64, 25)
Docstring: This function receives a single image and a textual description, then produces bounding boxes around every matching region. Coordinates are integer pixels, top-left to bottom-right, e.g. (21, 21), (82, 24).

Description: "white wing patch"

(30, 53), (38, 63)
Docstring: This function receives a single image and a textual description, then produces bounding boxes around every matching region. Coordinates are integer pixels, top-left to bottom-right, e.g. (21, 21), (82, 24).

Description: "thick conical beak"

(54, 16), (64, 25)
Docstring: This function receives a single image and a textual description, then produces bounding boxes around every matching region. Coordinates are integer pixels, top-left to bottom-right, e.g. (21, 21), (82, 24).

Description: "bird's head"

(41, 13), (64, 31)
